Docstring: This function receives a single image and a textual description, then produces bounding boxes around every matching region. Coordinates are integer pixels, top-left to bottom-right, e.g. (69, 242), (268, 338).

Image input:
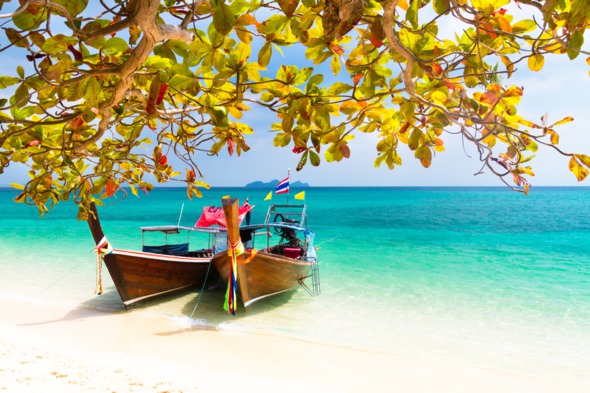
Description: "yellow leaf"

(397, 0), (409, 10)
(527, 54), (545, 72)
(331, 54), (341, 76)
(10, 182), (24, 190)
(416, 146), (432, 168)
(569, 156), (589, 181)
(546, 129), (559, 145)
(551, 116), (574, 127)
(228, 106), (243, 119)
(575, 154), (590, 169)
(430, 90), (447, 104)
(496, 16), (512, 33)
(500, 56), (514, 78)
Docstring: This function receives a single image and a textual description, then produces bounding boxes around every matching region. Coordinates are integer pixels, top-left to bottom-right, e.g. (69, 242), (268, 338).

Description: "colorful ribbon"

(223, 240), (258, 315)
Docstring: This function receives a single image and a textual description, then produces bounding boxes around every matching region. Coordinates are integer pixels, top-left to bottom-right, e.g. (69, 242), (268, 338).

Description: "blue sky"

(2, 4), (590, 188)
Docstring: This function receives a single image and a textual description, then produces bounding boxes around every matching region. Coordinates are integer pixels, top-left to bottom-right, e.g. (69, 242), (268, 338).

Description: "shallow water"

(1, 187), (589, 384)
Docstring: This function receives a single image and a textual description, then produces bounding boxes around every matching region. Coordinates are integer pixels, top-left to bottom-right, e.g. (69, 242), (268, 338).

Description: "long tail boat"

(87, 202), (252, 307)
(213, 198), (320, 313)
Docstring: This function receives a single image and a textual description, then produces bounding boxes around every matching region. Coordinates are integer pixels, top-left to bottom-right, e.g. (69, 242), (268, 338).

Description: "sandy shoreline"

(1, 296), (588, 393)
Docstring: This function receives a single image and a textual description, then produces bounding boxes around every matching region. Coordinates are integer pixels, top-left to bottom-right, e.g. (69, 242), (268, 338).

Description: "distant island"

(245, 180), (311, 188)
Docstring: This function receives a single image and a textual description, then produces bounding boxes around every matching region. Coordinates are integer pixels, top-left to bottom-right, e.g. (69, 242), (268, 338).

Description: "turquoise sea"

(1, 187), (589, 384)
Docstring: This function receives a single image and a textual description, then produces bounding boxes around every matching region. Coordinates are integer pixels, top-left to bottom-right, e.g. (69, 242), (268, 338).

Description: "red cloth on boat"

(195, 203), (254, 228)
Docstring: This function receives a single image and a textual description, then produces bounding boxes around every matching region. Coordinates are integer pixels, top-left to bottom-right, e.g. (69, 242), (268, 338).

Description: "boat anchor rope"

(94, 236), (113, 295)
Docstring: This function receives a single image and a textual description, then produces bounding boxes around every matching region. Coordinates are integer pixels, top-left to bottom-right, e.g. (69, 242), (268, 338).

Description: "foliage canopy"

(1, 0), (589, 215)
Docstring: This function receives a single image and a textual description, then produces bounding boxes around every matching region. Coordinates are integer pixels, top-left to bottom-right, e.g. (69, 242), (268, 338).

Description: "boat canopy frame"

(264, 204), (308, 227)
(139, 225), (227, 255)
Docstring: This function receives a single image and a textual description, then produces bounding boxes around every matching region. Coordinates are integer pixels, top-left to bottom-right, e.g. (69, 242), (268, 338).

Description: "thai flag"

(275, 177), (289, 194)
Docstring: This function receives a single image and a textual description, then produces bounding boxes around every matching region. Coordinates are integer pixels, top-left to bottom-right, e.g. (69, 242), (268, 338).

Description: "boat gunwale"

(110, 248), (213, 262)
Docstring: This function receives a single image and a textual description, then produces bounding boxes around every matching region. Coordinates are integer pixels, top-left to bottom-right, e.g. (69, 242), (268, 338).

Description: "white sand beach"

(1, 296), (587, 393)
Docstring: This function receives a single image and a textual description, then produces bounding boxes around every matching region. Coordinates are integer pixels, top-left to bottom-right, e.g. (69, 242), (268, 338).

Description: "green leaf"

(210, 106), (229, 127)
(408, 128), (422, 150)
(168, 74), (194, 90)
(258, 15), (288, 35)
(13, 10), (47, 30)
(306, 74), (324, 93)
(42, 34), (78, 54)
(212, 0), (236, 35)
(400, 100), (415, 122)
(5, 28), (28, 48)
(309, 150), (321, 166)
(293, 67), (313, 85)
(567, 30), (584, 60)
(407, 0), (420, 29)
(258, 41), (272, 67)
(432, 0), (450, 14)
(102, 37), (129, 55)
(296, 150), (308, 171)
(14, 83), (30, 108)
(84, 77), (103, 108)
(0, 76), (22, 88)
(16, 66), (24, 79)
(54, 0), (88, 16)
(143, 55), (174, 70)
(511, 19), (536, 34)
(328, 82), (353, 95)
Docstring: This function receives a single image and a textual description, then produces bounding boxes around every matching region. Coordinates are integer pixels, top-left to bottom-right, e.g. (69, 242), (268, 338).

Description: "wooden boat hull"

(87, 203), (214, 307)
(212, 250), (312, 309)
(103, 249), (212, 306)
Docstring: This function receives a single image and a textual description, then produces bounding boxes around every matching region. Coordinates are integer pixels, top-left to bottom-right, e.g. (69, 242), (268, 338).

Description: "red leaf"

(67, 45), (83, 62)
(106, 180), (116, 197)
(444, 79), (454, 90)
(69, 116), (84, 130)
(158, 155), (168, 166)
(480, 19), (497, 38)
(369, 20), (383, 48)
(25, 140), (40, 147)
(481, 92), (499, 105)
(329, 43), (345, 55)
(227, 138), (235, 156)
(156, 84), (168, 105)
(432, 63), (443, 77)
(339, 143), (350, 159)
(146, 77), (162, 116)
(292, 146), (307, 154)
(353, 73), (364, 86)
(187, 168), (196, 182)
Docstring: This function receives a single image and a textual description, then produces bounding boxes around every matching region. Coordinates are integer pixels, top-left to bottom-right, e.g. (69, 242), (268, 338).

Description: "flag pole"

(287, 168), (290, 204)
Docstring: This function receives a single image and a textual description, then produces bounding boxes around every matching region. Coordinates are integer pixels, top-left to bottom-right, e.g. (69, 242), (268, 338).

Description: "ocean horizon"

(1, 186), (589, 385)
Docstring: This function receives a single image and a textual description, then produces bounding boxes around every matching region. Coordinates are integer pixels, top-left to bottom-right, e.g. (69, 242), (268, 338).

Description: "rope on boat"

(94, 236), (113, 295)
(189, 259), (214, 319)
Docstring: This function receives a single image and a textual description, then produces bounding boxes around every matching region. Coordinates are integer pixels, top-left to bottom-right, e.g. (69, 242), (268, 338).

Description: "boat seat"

(143, 243), (189, 255)
(283, 247), (302, 259)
